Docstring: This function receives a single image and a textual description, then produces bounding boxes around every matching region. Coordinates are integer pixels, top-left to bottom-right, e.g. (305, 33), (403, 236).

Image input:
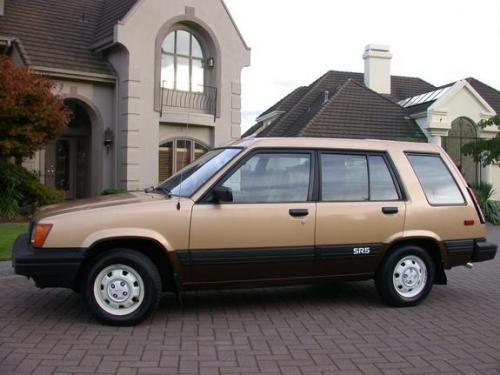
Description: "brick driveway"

(1, 229), (500, 374)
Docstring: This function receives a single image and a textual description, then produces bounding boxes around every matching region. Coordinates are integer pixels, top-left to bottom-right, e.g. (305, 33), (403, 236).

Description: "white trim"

(256, 110), (285, 123)
(160, 111), (216, 127)
(429, 80), (496, 116)
(31, 66), (116, 83)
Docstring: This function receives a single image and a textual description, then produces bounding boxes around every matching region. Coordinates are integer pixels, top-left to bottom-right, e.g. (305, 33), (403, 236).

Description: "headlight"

(31, 224), (53, 248)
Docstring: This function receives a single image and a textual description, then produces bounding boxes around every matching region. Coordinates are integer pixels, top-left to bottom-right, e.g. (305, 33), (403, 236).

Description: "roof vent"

(323, 90), (330, 105)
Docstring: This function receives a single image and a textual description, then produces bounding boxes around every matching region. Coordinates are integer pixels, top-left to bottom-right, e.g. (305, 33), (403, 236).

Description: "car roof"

(228, 137), (441, 153)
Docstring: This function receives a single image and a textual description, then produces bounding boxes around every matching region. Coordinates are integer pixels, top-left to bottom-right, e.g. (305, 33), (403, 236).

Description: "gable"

(429, 81), (496, 122)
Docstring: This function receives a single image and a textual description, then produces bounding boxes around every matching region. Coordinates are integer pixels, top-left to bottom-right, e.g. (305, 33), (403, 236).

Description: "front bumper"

(471, 239), (497, 263)
(12, 233), (85, 289)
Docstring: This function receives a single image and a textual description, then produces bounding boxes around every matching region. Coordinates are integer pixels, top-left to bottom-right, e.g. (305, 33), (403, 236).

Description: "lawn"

(0, 223), (28, 261)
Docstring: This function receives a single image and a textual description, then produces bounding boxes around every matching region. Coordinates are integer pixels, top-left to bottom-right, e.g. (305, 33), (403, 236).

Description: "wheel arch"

(78, 236), (177, 292)
(381, 236), (447, 285)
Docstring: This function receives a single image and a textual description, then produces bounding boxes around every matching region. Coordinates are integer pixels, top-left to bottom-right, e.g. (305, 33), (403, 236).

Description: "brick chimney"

(363, 44), (392, 94)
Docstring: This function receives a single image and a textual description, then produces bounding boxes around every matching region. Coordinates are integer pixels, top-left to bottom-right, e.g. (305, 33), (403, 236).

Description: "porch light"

(104, 127), (114, 153)
(205, 57), (215, 69)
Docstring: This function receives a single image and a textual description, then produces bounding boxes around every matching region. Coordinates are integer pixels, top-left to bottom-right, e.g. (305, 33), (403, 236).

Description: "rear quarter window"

(406, 154), (464, 205)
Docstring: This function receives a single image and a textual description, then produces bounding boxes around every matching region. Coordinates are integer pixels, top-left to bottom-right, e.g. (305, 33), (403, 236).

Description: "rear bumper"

(12, 233), (85, 289)
(471, 239), (497, 263)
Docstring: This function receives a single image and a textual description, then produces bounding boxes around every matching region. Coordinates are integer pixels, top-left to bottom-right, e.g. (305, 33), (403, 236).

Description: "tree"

(0, 57), (71, 163)
(462, 115), (500, 166)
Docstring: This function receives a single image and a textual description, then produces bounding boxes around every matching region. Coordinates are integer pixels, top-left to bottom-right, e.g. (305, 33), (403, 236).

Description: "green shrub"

(0, 162), (63, 220)
(102, 188), (128, 195)
(473, 182), (494, 211)
(486, 200), (500, 225)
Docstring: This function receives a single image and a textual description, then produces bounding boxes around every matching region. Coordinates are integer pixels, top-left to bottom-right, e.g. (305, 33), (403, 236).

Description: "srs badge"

(353, 247), (371, 255)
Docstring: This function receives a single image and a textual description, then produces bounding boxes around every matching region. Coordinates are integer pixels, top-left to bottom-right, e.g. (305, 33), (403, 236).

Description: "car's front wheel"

(82, 249), (161, 326)
(375, 245), (435, 307)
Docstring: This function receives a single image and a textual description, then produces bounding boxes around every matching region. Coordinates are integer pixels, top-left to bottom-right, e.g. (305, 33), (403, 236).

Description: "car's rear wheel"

(82, 249), (161, 326)
(375, 245), (435, 307)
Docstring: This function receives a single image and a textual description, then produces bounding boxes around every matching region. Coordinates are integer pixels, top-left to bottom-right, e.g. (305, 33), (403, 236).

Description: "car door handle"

(289, 209), (309, 217)
(382, 207), (399, 215)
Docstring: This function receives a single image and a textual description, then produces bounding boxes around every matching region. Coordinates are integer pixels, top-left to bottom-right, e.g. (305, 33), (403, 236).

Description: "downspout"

(113, 71), (119, 190)
(1, 38), (13, 55)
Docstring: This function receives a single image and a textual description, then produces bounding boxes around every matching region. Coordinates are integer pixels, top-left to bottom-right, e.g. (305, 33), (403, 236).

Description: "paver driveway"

(1, 227), (499, 375)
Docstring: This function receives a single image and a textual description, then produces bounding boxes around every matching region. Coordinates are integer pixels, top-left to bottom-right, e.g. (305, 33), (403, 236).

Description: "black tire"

(375, 245), (435, 307)
(81, 249), (161, 326)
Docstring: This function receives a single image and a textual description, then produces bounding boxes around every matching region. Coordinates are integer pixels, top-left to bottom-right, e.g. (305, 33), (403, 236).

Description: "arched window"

(159, 138), (209, 181)
(161, 30), (205, 92)
(442, 117), (479, 185)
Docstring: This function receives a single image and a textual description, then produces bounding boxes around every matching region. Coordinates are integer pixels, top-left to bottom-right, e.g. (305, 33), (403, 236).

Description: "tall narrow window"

(158, 139), (209, 182)
(161, 30), (205, 92)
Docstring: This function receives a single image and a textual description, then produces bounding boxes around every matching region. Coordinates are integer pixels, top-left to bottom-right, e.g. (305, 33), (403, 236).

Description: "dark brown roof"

(257, 79), (426, 141)
(258, 86), (308, 119)
(300, 80), (426, 140)
(0, 0), (137, 76)
(93, 0), (137, 47)
(466, 78), (500, 114)
(253, 70), (434, 139)
(242, 86), (308, 137)
(241, 121), (264, 138)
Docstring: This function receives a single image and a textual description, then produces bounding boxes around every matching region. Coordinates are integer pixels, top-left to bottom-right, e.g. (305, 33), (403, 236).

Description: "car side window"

(407, 154), (464, 205)
(369, 155), (399, 201)
(321, 153), (399, 201)
(221, 153), (311, 203)
(321, 154), (369, 201)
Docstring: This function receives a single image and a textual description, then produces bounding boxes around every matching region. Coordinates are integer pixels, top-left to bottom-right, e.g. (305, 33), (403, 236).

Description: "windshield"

(157, 148), (242, 197)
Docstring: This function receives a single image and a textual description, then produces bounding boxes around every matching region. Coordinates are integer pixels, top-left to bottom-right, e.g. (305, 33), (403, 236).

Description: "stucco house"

(0, 0), (250, 199)
(244, 45), (500, 197)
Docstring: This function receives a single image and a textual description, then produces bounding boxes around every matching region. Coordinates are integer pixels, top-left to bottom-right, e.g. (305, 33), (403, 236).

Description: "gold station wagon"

(13, 137), (497, 325)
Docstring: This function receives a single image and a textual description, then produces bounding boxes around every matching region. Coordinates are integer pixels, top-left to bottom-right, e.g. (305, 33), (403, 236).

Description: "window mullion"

(189, 34), (193, 92)
(173, 31), (177, 90)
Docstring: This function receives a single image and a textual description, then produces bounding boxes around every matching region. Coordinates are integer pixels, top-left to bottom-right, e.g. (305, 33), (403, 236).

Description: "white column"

(428, 135), (442, 146)
(482, 164), (492, 184)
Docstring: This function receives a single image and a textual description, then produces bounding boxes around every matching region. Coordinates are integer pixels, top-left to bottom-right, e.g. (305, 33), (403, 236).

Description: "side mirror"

(213, 186), (233, 203)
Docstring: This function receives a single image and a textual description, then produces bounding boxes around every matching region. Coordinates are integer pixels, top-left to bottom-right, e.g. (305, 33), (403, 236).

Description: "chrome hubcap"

(93, 265), (144, 316)
(393, 255), (427, 299)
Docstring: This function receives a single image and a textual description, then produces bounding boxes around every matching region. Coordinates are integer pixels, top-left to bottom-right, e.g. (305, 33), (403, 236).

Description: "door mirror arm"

(212, 186), (233, 203)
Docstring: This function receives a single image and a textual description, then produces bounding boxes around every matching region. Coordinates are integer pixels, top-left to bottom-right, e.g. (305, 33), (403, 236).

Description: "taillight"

(467, 187), (485, 224)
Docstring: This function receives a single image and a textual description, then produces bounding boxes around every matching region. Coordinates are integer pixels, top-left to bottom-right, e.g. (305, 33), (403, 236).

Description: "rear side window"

(369, 156), (399, 201)
(407, 154), (464, 205)
(321, 153), (399, 201)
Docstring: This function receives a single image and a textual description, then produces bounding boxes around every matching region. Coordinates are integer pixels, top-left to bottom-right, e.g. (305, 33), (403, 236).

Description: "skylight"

(399, 86), (451, 108)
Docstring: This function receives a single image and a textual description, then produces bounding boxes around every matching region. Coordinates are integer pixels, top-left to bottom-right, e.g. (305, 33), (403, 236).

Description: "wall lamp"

(205, 57), (215, 69)
(104, 127), (114, 154)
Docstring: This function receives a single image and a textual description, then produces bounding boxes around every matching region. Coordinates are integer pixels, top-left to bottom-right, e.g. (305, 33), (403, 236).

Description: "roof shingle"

(255, 70), (433, 139)
(93, 0), (137, 47)
(299, 79), (426, 141)
(0, 0), (138, 76)
(466, 77), (500, 115)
